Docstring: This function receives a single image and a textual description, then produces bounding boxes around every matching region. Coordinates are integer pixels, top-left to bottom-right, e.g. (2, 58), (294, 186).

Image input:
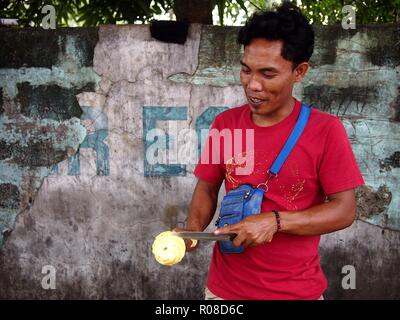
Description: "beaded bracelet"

(272, 210), (281, 231)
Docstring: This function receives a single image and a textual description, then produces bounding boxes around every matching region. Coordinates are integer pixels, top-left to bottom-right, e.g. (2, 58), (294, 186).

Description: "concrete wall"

(0, 24), (399, 299)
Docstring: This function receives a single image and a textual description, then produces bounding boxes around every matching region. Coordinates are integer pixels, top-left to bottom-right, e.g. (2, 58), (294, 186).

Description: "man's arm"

(279, 189), (356, 235)
(186, 179), (222, 231)
(215, 189), (357, 248)
(175, 178), (222, 250)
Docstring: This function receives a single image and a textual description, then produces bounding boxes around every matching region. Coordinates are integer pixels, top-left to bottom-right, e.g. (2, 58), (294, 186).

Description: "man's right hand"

(173, 227), (199, 252)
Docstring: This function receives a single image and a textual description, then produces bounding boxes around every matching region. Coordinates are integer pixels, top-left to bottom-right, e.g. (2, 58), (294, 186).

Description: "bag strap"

(257, 103), (311, 191)
(269, 103), (311, 176)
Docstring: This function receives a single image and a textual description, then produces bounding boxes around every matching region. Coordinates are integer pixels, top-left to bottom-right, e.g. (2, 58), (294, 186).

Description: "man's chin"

(249, 101), (269, 114)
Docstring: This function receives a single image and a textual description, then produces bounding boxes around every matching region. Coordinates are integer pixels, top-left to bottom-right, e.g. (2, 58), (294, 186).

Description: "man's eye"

(263, 74), (275, 79)
(241, 68), (250, 73)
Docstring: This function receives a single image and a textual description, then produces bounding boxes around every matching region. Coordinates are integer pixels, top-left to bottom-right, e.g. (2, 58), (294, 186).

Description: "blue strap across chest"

(269, 103), (311, 176)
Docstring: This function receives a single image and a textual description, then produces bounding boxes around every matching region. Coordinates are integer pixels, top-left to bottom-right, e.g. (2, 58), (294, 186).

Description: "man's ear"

(294, 62), (309, 82)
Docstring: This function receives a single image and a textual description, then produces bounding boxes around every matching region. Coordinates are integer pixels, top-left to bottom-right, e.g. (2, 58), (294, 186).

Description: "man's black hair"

(238, 2), (314, 68)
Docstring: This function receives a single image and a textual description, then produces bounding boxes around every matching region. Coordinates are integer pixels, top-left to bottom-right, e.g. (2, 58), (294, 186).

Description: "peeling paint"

(0, 183), (20, 210)
(364, 25), (400, 68)
(392, 87), (400, 122)
(379, 151), (400, 172)
(17, 83), (94, 121)
(0, 67), (100, 99)
(0, 163), (24, 186)
(356, 185), (392, 225)
(0, 88), (3, 114)
(0, 29), (100, 99)
(311, 25), (340, 66)
(0, 165), (51, 246)
(0, 28), (97, 247)
(0, 116), (87, 158)
(0, 28), (98, 69)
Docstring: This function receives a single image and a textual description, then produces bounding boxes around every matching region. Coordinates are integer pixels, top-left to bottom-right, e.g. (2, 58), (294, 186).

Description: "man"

(180, 3), (364, 300)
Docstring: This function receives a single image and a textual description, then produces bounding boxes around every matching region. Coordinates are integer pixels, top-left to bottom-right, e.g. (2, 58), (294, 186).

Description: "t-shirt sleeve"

(318, 117), (365, 195)
(193, 115), (225, 184)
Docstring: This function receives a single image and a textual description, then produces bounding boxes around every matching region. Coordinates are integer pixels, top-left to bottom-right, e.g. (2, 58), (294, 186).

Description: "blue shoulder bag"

(216, 104), (311, 254)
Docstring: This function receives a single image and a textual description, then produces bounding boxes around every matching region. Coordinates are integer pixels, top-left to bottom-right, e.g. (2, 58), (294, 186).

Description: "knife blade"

(173, 231), (235, 241)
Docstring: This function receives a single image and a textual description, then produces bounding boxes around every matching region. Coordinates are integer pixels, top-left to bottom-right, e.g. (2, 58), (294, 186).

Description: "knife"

(173, 231), (236, 241)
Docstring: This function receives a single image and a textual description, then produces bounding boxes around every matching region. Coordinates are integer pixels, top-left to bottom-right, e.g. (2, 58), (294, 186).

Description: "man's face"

(240, 38), (300, 116)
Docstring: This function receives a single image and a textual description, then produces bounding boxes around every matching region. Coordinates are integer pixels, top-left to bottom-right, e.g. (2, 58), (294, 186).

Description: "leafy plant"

(1, 0), (398, 27)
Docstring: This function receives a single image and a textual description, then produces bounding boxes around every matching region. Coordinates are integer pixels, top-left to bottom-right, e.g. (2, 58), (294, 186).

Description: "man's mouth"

(247, 96), (266, 105)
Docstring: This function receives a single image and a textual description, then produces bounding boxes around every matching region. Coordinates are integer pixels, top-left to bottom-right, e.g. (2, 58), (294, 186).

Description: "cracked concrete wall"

(0, 24), (399, 299)
(0, 28), (100, 247)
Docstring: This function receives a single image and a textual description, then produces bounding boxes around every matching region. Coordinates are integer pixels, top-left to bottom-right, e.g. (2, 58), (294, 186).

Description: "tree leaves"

(0, 0), (398, 27)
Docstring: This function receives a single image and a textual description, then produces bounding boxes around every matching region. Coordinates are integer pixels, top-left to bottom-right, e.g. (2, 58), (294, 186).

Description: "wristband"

(272, 210), (281, 231)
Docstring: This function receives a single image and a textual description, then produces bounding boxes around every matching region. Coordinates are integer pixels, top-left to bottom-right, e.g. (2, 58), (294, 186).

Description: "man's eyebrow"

(240, 60), (278, 73)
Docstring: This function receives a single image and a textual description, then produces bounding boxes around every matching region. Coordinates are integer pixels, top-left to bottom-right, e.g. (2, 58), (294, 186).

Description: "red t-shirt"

(194, 98), (365, 300)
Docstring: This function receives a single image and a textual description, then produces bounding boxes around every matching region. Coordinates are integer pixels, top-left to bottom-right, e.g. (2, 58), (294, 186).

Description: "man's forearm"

(186, 180), (220, 231)
(187, 205), (216, 231)
(214, 190), (358, 246)
(279, 190), (357, 236)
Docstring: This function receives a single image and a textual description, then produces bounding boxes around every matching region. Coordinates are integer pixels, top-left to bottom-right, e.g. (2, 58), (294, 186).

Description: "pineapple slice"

(152, 231), (186, 266)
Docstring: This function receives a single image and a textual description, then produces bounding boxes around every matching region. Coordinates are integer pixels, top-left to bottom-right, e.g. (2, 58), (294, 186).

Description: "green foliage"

(242, 0), (399, 25)
(75, 0), (173, 26)
(1, 0), (398, 27)
(213, 0), (249, 26)
(0, 0), (78, 26)
(299, 0), (400, 24)
(0, 0), (173, 27)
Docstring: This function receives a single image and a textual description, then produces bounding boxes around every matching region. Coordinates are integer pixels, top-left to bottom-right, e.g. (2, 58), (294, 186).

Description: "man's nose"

(247, 74), (262, 92)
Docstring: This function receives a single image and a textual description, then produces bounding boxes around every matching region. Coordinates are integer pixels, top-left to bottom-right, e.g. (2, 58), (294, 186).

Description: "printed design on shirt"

(225, 151), (306, 209)
(278, 164), (306, 210)
(225, 150), (270, 189)
(225, 153), (248, 188)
